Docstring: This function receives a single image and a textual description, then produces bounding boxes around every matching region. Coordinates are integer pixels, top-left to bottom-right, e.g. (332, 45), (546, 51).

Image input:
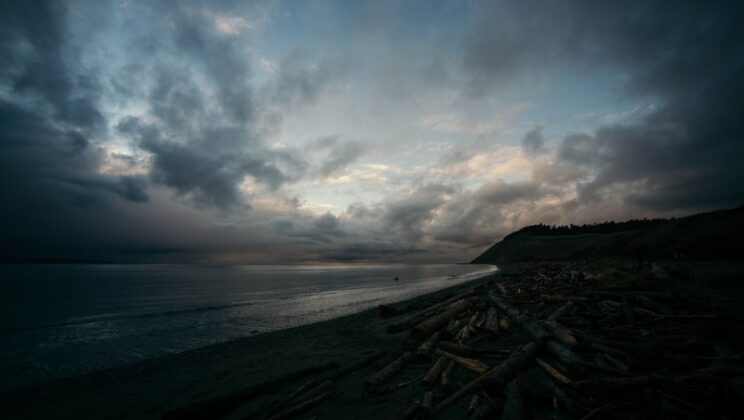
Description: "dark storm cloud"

(0, 0), (331, 261)
(0, 1), (152, 261)
(464, 0), (744, 213)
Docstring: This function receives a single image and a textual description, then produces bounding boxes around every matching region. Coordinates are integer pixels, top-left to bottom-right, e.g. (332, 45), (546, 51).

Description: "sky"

(1, 0), (743, 264)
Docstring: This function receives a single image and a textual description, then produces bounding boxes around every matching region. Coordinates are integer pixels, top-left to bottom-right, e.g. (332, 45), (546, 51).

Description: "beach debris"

(440, 359), (456, 389)
(501, 379), (523, 420)
(420, 391), (433, 419)
(364, 351), (413, 391)
(265, 388), (337, 420)
(467, 394), (480, 414)
(434, 349), (490, 374)
(411, 298), (475, 337)
(432, 342), (538, 414)
(207, 261), (744, 419)
(422, 356), (448, 387)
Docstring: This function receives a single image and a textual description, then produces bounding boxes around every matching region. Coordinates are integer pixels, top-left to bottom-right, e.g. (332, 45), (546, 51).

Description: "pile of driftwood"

(227, 263), (744, 420)
(361, 264), (744, 419)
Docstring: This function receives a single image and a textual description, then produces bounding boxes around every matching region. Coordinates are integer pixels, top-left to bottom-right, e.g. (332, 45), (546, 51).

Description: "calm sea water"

(0, 264), (495, 390)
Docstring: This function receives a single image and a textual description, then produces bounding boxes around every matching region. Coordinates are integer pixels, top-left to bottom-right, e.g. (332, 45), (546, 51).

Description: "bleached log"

(396, 400), (420, 420)
(266, 389), (337, 420)
(420, 391), (433, 419)
(538, 320), (578, 347)
(536, 358), (572, 385)
(467, 394), (480, 414)
(432, 342), (538, 415)
(438, 341), (476, 357)
(416, 332), (441, 355)
(412, 298), (476, 338)
(387, 289), (478, 333)
(547, 302), (574, 321)
(422, 356), (448, 387)
(435, 349), (490, 374)
(485, 307), (500, 335)
(364, 351), (413, 390)
(489, 292), (584, 367)
(440, 359), (456, 389)
(289, 380), (335, 406)
(501, 379), (523, 420)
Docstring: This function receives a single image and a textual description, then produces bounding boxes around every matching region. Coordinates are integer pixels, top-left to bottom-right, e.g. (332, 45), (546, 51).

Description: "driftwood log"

(412, 298), (476, 337)
(438, 341), (476, 357)
(501, 379), (523, 420)
(364, 352), (413, 390)
(489, 292), (584, 367)
(434, 349), (490, 374)
(432, 342), (538, 414)
(422, 356), (448, 387)
(441, 359), (456, 389)
(420, 391), (433, 419)
(265, 389), (337, 420)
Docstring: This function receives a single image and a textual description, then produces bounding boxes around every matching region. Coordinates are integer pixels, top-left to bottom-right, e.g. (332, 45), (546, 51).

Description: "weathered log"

(499, 318), (511, 333)
(489, 292), (584, 367)
(471, 398), (495, 420)
(434, 349), (490, 374)
(289, 380), (335, 406)
(387, 289), (480, 333)
(601, 353), (629, 371)
(396, 400), (421, 420)
(536, 358), (572, 385)
(636, 295), (673, 315)
(412, 298), (476, 338)
(456, 324), (473, 342)
(364, 351), (413, 390)
(432, 342), (538, 415)
(265, 389), (337, 420)
(420, 391), (433, 419)
(287, 378), (321, 402)
(422, 356), (448, 387)
(444, 319), (464, 338)
(438, 341), (476, 357)
(441, 359), (456, 389)
(501, 379), (523, 420)
(467, 394), (480, 414)
(547, 301), (574, 321)
(485, 307), (500, 335)
(538, 320), (578, 347)
(495, 282), (508, 295)
(416, 332), (441, 355)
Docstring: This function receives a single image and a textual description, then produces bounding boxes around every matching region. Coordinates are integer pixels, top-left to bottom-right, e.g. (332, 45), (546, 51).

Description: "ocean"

(0, 263), (495, 390)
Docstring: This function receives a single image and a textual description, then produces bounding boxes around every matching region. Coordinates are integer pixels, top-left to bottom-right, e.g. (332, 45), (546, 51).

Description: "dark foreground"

(2, 261), (744, 419)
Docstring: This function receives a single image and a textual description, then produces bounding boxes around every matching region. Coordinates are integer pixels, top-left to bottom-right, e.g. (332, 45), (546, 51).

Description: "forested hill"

(471, 206), (744, 263)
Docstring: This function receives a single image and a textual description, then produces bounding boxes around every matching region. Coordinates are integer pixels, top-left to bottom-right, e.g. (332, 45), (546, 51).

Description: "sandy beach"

(4, 260), (744, 419)
(0, 270), (502, 419)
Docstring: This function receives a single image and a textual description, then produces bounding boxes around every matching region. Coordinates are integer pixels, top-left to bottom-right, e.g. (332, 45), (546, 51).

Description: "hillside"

(472, 205), (744, 263)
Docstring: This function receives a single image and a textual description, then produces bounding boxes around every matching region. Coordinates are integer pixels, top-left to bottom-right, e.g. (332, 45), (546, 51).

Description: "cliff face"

(471, 206), (744, 264)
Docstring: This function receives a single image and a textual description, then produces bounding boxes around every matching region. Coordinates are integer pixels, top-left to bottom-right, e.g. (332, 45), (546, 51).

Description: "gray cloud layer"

(1, 0), (742, 263)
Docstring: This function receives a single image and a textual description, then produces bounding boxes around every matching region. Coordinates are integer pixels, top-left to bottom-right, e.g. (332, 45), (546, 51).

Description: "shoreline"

(1, 267), (503, 419)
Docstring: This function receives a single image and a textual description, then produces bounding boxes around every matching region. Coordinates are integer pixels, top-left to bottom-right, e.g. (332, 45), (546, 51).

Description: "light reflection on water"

(0, 263), (496, 390)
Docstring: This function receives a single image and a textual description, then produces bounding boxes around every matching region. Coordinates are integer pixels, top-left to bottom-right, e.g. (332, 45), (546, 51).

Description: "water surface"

(0, 263), (495, 390)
